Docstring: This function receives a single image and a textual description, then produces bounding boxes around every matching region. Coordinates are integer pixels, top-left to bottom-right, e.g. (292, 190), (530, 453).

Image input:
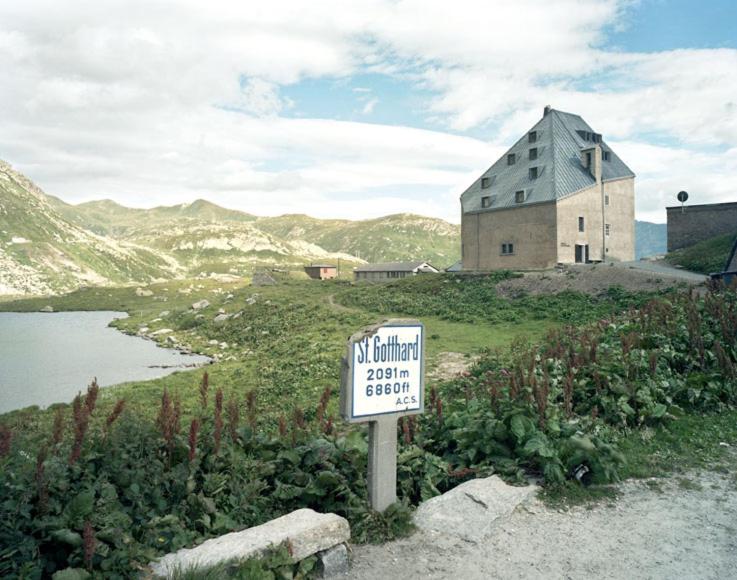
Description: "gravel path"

(496, 262), (704, 298)
(614, 259), (708, 282)
(344, 470), (737, 579)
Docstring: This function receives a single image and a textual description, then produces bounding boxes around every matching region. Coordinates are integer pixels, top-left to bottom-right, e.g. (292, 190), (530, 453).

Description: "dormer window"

(507, 153), (516, 165)
(528, 131), (537, 144)
(529, 167), (538, 180)
(481, 195), (492, 208)
(481, 177), (491, 189)
(529, 148), (538, 161)
(603, 151), (611, 162)
(515, 190), (525, 203)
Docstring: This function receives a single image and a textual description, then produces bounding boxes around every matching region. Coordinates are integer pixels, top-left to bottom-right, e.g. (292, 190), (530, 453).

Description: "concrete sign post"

(340, 319), (425, 512)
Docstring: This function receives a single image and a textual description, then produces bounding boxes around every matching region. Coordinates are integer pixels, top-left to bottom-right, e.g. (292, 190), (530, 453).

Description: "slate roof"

(304, 264), (337, 268)
(461, 108), (635, 214)
(354, 261), (437, 273)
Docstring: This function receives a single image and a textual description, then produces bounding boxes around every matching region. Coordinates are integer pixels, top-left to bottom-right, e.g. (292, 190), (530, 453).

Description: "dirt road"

(344, 468), (737, 579)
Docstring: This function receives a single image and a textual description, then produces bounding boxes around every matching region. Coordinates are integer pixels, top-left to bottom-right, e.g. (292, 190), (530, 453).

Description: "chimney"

(543, 105), (551, 116)
(581, 145), (602, 184)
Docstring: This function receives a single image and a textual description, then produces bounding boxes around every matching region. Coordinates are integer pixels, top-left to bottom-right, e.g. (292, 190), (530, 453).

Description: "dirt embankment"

(496, 263), (703, 298)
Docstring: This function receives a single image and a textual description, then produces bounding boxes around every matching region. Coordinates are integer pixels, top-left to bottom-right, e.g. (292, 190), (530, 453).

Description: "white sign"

(348, 323), (423, 419)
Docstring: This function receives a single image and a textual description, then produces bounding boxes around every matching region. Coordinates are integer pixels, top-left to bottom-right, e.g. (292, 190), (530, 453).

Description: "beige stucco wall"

(555, 177), (635, 263)
(461, 201), (558, 270)
(602, 177), (635, 261)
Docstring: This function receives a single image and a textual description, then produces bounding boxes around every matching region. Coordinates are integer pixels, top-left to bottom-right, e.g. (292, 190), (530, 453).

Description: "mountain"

(0, 161), (461, 295)
(256, 213), (460, 264)
(0, 161), (180, 295)
(635, 221), (667, 260)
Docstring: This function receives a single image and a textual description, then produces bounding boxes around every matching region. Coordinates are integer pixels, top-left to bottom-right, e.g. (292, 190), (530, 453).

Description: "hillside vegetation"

(666, 232), (736, 274)
(1, 275), (735, 577)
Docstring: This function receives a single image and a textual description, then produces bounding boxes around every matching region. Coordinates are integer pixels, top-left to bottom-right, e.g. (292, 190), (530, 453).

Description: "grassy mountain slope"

(0, 161), (179, 295)
(1, 161), (463, 294)
(666, 232), (737, 274)
(257, 213), (460, 266)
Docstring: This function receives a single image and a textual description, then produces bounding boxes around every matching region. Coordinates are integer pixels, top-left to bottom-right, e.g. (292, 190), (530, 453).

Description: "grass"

(666, 232), (736, 274)
(542, 409), (737, 508)
(4, 272), (733, 514)
(0, 275), (558, 431)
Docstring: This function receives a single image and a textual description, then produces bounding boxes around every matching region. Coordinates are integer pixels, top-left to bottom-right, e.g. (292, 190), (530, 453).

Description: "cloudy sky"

(1, 0), (735, 223)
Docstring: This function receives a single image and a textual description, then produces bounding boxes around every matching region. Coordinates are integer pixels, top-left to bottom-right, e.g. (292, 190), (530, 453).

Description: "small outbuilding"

(304, 264), (338, 280)
(354, 261), (439, 282)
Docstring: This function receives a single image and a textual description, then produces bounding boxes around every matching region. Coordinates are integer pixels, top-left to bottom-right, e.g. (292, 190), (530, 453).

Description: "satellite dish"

(677, 191), (689, 203)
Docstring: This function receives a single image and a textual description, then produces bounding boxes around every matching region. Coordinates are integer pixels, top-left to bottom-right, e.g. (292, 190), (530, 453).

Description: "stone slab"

(150, 509), (349, 578)
(413, 476), (537, 542)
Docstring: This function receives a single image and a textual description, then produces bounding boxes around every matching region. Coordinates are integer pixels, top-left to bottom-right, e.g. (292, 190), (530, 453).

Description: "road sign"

(677, 190), (689, 203)
(340, 320), (425, 511)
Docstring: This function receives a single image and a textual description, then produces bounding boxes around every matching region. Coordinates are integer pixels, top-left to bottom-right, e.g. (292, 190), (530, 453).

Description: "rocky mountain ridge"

(0, 161), (461, 295)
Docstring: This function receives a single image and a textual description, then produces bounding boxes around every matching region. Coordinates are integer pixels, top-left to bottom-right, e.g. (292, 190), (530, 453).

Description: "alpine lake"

(0, 311), (210, 414)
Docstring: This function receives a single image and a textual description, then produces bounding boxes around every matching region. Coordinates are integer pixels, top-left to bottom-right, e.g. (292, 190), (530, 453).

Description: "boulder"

(149, 509), (349, 578)
(316, 543), (350, 578)
(135, 287), (154, 297)
(150, 328), (173, 336)
(413, 475), (537, 542)
(40, 305), (54, 313)
(191, 299), (210, 310)
(213, 313), (230, 323)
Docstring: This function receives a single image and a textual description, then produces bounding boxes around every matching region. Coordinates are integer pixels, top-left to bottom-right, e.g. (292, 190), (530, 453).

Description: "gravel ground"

(344, 468), (737, 580)
(496, 262), (704, 298)
(427, 352), (478, 382)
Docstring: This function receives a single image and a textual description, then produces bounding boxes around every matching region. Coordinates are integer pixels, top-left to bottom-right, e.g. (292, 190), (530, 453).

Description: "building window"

(501, 243), (515, 255)
(603, 151), (611, 161)
(605, 224), (611, 236)
(507, 153), (516, 165)
(529, 147), (538, 160)
(529, 167), (538, 180)
(481, 196), (491, 208)
(481, 176), (491, 189)
(578, 216), (585, 232)
(605, 194), (610, 206)
(528, 131), (537, 144)
(515, 190), (525, 203)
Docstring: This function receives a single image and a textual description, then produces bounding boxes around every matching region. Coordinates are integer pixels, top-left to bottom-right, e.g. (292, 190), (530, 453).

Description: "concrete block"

(150, 509), (349, 578)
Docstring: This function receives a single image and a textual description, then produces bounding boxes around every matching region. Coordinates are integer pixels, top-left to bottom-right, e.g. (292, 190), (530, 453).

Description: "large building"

(461, 107), (635, 270)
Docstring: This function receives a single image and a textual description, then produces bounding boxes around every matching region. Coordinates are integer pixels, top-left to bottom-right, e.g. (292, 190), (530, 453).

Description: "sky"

(1, 0), (736, 224)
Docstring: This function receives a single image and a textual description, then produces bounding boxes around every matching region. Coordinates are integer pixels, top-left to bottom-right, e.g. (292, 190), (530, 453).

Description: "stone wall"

(667, 201), (737, 252)
(461, 201), (558, 270)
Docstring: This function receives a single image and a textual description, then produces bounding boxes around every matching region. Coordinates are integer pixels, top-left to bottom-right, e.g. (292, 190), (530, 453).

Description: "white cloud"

(0, 0), (735, 224)
(361, 98), (378, 115)
(233, 79), (287, 117)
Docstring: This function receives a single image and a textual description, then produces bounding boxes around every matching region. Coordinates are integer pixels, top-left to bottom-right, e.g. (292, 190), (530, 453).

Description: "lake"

(0, 311), (210, 414)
